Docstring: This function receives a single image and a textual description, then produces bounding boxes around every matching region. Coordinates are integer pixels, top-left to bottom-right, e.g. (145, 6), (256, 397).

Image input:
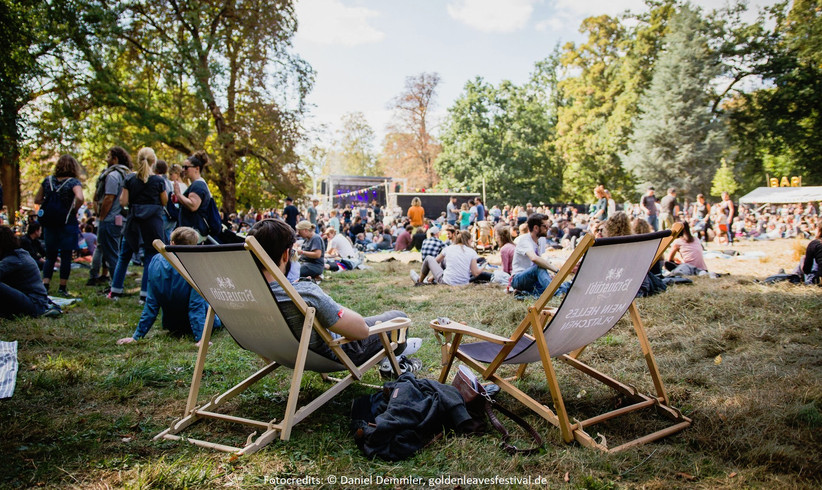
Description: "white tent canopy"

(738, 186), (822, 204)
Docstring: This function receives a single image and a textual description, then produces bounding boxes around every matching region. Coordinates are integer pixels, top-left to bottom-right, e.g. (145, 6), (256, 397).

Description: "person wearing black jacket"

(19, 222), (46, 270)
(0, 225), (50, 318)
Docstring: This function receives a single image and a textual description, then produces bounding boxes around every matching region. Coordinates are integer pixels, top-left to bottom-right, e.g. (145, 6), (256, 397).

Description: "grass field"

(1, 238), (820, 488)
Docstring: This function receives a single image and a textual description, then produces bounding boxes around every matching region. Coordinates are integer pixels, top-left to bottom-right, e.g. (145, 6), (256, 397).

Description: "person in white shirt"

(326, 227), (358, 260)
(510, 213), (558, 296)
(414, 230), (487, 286)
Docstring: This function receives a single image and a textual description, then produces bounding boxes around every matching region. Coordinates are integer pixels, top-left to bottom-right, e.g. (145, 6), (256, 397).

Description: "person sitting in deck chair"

(117, 227), (221, 347)
(249, 219), (419, 365)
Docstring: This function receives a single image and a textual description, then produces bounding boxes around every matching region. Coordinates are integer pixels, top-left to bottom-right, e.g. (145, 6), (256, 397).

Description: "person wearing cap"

(640, 186), (659, 231)
(174, 150), (211, 237)
(283, 196), (300, 230)
(296, 220), (325, 278)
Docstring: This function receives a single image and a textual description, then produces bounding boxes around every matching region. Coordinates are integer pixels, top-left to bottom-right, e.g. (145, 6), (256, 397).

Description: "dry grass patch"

(0, 239), (820, 488)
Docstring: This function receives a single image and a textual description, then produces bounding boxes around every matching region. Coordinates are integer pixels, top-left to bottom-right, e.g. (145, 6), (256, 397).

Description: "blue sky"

(292, 0), (779, 144)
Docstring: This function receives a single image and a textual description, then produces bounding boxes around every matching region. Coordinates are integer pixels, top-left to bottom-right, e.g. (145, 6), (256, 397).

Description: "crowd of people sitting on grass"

(2, 149), (821, 326)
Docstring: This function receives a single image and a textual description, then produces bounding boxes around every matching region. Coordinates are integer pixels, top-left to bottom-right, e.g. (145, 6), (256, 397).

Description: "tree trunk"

(0, 141), (20, 220)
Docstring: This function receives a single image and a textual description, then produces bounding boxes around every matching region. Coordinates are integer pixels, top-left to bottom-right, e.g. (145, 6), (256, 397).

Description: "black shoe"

(57, 288), (74, 298)
(85, 278), (98, 287)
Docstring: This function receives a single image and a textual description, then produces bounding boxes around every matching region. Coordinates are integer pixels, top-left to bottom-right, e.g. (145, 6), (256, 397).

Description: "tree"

(625, 4), (726, 197)
(552, 2), (675, 202)
(711, 158), (739, 197)
(727, 0), (822, 187)
(337, 112), (379, 176)
(435, 77), (559, 204)
(0, 0), (56, 213)
(29, 0), (313, 214)
(383, 72), (441, 189)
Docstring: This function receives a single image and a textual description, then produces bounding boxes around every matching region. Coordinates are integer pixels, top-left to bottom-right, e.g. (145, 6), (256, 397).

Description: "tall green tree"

(337, 112), (379, 176)
(552, 2), (675, 203)
(727, 0), (822, 187)
(30, 0), (313, 213)
(625, 4), (726, 197)
(435, 77), (559, 204)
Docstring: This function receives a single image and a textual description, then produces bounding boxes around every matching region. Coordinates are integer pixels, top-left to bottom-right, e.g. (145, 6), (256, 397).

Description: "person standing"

(659, 188), (680, 231)
(719, 192), (736, 245)
(174, 151), (211, 238)
(446, 196), (458, 226)
(34, 155), (85, 296)
(108, 147), (168, 301)
(592, 186), (608, 222)
(307, 198), (320, 231)
(93, 147), (131, 288)
(640, 186), (659, 231)
(283, 196), (300, 230)
(475, 197), (486, 222)
(153, 159), (176, 242)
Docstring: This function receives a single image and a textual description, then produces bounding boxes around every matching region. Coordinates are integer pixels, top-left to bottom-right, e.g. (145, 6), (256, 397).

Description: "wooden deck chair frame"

(431, 223), (691, 453)
(152, 236), (410, 455)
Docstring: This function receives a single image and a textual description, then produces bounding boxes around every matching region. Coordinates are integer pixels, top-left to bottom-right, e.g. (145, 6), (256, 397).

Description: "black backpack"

(38, 177), (74, 227)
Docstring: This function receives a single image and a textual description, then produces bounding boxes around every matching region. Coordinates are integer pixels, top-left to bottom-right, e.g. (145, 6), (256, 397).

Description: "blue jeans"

(97, 220), (122, 275)
(646, 215), (658, 232)
(111, 235), (158, 298)
(510, 265), (553, 296)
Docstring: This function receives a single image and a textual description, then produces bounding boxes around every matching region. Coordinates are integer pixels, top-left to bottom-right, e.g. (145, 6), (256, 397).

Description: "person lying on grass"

(248, 218), (418, 365)
(117, 227), (220, 347)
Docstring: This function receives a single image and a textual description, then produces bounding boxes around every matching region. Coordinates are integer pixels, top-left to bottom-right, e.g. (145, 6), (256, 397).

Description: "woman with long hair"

(108, 147), (168, 301)
(34, 155), (85, 296)
(496, 224), (515, 275)
(415, 230), (488, 286)
(459, 202), (471, 230)
(667, 221), (708, 272)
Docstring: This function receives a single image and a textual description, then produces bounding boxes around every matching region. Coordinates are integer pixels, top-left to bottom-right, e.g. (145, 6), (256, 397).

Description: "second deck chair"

(153, 236), (410, 455)
(431, 226), (691, 452)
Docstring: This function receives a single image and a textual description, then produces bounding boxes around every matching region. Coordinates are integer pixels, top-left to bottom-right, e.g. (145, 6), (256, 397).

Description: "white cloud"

(295, 0), (385, 46)
(552, 0), (644, 17)
(447, 0), (538, 33)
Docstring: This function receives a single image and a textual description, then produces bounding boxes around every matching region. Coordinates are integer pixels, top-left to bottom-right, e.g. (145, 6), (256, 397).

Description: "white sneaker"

(403, 337), (423, 356)
(409, 270), (420, 284)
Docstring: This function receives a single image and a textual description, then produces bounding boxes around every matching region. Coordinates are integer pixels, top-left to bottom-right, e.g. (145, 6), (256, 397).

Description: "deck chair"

(152, 236), (410, 455)
(431, 225), (691, 452)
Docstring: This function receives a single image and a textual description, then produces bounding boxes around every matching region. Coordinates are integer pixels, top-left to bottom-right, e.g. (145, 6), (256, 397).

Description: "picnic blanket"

(0, 341), (19, 399)
(364, 251), (422, 264)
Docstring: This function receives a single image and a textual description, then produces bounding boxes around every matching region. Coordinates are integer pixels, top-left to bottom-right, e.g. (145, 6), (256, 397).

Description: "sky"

(292, 0), (781, 145)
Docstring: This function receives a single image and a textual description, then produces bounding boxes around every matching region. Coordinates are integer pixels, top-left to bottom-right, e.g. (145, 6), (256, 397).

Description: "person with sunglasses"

(174, 151), (211, 238)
